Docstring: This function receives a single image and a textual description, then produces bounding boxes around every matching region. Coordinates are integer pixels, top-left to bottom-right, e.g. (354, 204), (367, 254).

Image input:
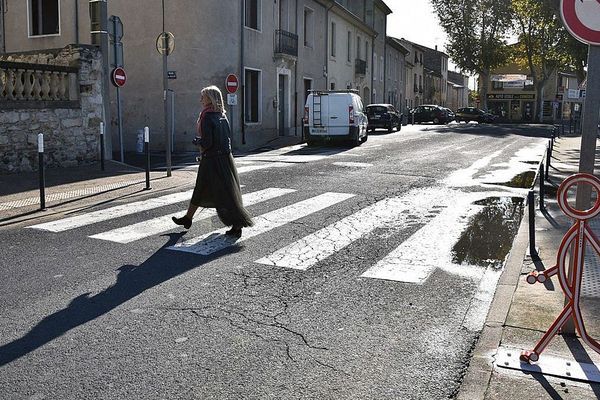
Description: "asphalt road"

(0, 123), (551, 399)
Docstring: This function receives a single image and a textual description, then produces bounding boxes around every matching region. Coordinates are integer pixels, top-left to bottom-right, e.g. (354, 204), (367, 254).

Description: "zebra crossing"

(27, 182), (519, 287)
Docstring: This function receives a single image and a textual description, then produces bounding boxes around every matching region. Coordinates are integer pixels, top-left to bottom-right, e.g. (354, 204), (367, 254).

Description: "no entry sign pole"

(560, 0), (600, 334)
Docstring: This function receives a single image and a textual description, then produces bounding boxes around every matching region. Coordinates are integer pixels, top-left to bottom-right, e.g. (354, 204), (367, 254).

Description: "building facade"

(1, 0), (399, 157)
(384, 37), (408, 111)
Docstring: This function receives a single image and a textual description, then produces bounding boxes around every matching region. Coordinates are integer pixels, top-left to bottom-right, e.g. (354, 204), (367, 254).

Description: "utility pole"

(162, 0), (172, 177)
(90, 0), (112, 161)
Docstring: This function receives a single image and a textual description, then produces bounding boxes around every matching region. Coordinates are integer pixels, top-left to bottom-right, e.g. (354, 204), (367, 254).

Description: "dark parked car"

(409, 105), (450, 124)
(366, 104), (403, 132)
(443, 107), (455, 122)
(455, 107), (496, 123)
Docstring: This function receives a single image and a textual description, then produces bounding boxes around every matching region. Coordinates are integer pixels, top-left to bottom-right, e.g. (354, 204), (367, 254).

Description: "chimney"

(435, 45), (438, 51)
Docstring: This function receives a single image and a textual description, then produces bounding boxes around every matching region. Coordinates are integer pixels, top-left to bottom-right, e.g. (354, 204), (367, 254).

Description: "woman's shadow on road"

(0, 232), (241, 367)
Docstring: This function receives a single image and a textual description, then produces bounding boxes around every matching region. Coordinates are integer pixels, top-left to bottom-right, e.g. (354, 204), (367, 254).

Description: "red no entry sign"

(561, 0), (600, 45)
(111, 67), (127, 88)
(225, 74), (239, 94)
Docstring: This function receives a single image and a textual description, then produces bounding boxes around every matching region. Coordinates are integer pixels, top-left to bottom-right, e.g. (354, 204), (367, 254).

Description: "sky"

(386, 1), (448, 54)
(385, 0), (477, 89)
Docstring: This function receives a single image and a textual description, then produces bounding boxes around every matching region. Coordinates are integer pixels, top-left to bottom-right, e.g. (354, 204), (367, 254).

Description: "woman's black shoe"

(172, 215), (192, 229)
(225, 227), (242, 238)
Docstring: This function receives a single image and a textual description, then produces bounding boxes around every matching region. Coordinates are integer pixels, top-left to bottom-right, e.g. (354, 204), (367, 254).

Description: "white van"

(303, 90), (368, 146)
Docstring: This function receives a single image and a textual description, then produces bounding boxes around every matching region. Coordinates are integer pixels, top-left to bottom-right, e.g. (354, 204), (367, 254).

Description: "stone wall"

(0, 45), (104, 174)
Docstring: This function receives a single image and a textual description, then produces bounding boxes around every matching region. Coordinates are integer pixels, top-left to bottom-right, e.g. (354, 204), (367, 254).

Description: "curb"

(456, 172), (539, 399)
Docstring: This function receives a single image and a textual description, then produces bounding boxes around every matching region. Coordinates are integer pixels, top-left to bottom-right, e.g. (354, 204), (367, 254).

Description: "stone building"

(1, 0), (395, 172)
(0, 45), (104, 173)
(384, 37), (408, 111)
(399, 39), (425, 109)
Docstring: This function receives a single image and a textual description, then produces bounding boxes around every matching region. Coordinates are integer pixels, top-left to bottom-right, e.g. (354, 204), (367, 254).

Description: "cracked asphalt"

(0, 124), (551, 399)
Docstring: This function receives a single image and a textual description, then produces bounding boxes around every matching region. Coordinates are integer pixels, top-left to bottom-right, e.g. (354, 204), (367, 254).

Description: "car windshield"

(367, 106), (387, 114)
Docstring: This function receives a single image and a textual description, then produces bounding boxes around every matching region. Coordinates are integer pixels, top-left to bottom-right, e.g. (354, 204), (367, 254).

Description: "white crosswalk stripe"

(89, 188), (296, 243)
(254, 187), (454, 270)
(27, 190), (194, 232)
(360, 190), (516, 284)
(167, 192), (355, 256)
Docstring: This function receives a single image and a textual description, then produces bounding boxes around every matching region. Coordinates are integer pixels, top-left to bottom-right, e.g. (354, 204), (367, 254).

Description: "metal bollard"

(528, 190), (537, 258)
(99, 122), (105, 171)
(545, 142), (551, 180)
(38, 133), (46, 210)
(539, 163), (545, 210)
(144, 127), (151, 190)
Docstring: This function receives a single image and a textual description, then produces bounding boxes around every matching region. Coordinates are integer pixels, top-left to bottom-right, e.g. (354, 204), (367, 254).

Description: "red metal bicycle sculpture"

(521, 173), (600, 363)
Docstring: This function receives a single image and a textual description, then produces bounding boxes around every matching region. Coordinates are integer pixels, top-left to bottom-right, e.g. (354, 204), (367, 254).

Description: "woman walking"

(172, 85), (253, 237)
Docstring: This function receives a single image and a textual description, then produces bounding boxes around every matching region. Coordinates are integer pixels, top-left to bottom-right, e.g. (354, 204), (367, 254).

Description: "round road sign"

(156, 32), (175, 56)
(225, 74), (239, 94)
(111, 67), (127, 87)
(561, 0), (600, 45)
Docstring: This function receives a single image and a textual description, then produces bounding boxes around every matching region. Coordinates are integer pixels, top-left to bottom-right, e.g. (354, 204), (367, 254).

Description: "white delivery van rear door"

(309, 93), (329, 136)
(326, 94), (351, 136)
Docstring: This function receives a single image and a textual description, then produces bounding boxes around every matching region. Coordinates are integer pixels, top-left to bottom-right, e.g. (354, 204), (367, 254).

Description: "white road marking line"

(361, 195), (482, 283)
(255, 187), (455, 271)
(444, 149), (503, 187)
(168, 192), (355, 256)
(28, 190), (193, 232)
(462, 267), (502, 331)
(236, 162), (291, 173)
(90, 188), (296, 243)
(332, 162), (373, 168)
(361, 190), (515, 284)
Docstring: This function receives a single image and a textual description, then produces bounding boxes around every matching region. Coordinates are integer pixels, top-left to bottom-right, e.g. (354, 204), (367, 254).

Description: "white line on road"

(254, 187), (456, 271)
(27, 190), (194, 232)
(90, 188), (296, 243)
(168, 192), (355, 256)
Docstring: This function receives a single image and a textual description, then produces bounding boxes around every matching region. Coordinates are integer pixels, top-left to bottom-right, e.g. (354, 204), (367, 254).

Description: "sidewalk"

(458, 134), (600, 399)
(0, 135), (304, 225)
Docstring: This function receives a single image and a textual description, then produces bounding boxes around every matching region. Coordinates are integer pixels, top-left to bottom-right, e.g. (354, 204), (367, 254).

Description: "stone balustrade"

(0, 61), (79, 109)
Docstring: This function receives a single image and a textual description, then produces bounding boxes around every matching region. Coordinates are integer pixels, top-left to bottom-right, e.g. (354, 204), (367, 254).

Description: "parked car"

(303, 90), (368, 146)
(443, 107), (455, 122)
(365, 104), (403, 132)
(409, 105), (450, 124)
(455, 107), (496, 123)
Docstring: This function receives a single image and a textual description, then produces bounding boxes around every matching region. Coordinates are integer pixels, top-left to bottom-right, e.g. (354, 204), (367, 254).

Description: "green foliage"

(430, 0), (513, 75)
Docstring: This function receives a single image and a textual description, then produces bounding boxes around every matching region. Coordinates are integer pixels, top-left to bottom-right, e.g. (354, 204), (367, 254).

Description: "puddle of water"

(452, 197), (525, 269)
(489, 171), (536, 189)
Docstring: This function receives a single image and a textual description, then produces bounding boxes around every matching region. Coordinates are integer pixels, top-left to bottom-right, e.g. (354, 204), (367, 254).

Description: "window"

(373, 52), (377, 79)
(380, 56), (384, 81)
(330, 22), (336, 57)
(347, 31), (352, 63)
(29, 0), (60, 36)
(330, 82), (335, 90)
(244, 69), (261, 123)
(356, 36), (361, 61)
(303, 7), (314, 47)
(365, 42), (369, 68)
(245, 0), (261, 31)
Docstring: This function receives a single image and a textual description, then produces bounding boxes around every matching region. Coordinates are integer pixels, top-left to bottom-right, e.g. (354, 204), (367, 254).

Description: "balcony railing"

(355, 59), (366, 75)
(274, 29), (298, 58)
(0, 61), (79, 109)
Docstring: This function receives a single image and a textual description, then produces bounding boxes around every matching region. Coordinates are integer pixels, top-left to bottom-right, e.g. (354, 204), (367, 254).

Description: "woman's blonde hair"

(201, 85), (226, 114)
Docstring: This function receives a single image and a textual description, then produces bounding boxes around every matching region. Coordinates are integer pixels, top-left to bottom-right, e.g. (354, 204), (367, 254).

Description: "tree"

(511, 0), (588, 122)
(430, 0), (513, 109)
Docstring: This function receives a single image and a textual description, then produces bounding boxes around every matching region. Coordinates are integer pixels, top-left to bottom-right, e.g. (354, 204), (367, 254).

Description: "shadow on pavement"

(0, 232), (241, 367)
(0, 160), (142, 197)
